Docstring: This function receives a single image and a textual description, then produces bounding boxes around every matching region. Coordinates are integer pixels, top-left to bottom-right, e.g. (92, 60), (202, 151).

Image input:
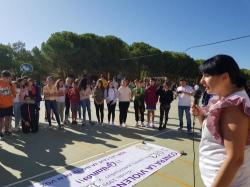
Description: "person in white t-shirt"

(176, 78), (194, 133)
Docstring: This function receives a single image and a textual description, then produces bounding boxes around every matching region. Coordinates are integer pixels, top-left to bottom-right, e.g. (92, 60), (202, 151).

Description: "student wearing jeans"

(55, 79), (65, 123)
(118, 80), (131, 127)
(43, 76), (61, 128)
(176, 78), (193, 133)
(105, 81), (117, 125)
(93, 79), (105, 125)
(13, 79), (23, 131)
(79, 78), (92, 125)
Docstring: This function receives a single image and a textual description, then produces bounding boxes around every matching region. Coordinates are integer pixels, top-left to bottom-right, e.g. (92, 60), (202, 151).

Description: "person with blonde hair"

(43, 76), (62, 128)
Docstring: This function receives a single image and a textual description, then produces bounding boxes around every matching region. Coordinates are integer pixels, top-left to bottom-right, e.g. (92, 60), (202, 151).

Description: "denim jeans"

(57, 102), (65, 122)
(13, 102), (22, 128)
(80, 99), (91, 121)
(178, 106), (191, 131)
(45, 100), (61, 126)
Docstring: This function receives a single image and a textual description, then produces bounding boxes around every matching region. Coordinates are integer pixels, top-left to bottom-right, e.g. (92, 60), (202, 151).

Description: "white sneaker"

(152, 123), (156, 128)
(135, 122), (139, 127)
(122, 123), (126, 127)
(147, 123), (151, 128)
(141, 122), (145, 127)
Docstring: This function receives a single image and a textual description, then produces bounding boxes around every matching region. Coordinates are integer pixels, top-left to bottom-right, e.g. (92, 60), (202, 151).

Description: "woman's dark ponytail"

(235, 73), (247, 88)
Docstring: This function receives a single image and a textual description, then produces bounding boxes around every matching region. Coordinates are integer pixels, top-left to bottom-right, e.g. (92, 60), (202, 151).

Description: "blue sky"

(0, 0), (250, 69)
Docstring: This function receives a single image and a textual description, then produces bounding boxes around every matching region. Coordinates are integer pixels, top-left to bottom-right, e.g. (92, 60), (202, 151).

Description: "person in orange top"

(0, 70), (16, 140)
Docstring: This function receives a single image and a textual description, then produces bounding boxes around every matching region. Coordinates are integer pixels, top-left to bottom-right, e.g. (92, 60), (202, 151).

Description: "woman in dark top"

(93, 79), (105, 125)
(156, 81), (174, 130)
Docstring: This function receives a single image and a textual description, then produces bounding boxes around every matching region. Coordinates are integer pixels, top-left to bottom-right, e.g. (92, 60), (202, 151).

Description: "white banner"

(30, 143), (181, 187)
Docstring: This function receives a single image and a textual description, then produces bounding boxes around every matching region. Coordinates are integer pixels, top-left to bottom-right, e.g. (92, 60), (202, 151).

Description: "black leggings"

(65, 98), (70, 120)
(119, 101), (130, 125)
(94, 102), (104, 123)
(159, 104), (171, 127)
(134, 100), (145, 122)
(107, 102), (116, 122)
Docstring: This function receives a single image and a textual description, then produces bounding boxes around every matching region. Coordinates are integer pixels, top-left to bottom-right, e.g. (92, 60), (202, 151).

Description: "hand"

(191, 104), (204, 117)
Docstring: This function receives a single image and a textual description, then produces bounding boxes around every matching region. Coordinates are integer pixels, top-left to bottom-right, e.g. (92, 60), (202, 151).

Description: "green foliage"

(1, 31), (248, 81)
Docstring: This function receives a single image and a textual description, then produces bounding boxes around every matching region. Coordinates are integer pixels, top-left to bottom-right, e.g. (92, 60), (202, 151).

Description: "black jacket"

(156, 87), (174, 105)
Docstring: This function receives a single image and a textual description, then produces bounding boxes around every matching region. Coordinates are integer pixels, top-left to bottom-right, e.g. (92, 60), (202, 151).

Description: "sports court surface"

(0, 99), (203, 187)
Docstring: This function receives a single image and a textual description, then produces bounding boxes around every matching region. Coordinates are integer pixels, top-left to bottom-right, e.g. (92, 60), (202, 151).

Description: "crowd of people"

(1, 54), (250, 186)
(0, 70), (203, 140)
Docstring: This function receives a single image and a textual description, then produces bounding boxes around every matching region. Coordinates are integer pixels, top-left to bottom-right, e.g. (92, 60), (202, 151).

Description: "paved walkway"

(0, 99), (203, 187)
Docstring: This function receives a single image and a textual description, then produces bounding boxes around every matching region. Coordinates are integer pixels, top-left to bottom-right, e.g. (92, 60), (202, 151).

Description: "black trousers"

(95, 102), (104, 123)
(65, 98), (70, 120)
(107, 102), (116, 122)
(119, 101), (130, 125)
(159, 103), (171, 127)
(134, 100), (144, 122)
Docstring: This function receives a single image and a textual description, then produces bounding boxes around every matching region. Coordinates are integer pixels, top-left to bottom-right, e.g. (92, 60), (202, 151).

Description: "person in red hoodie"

(67, 80), (80, 125)
(144, 78), (158, 128)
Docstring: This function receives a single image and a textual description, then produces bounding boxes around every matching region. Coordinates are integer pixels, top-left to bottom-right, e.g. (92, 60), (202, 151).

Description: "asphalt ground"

(0, 99), (203, 187)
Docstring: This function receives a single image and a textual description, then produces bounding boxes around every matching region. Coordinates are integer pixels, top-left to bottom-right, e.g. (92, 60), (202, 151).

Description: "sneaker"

(146, 123), (151, 128)
(152, 123), (156, 129)
(178, 127), (183, 131)
(0, 133), (4, 141)
(141, 122), (145, 127)
(135, 122), (139, 127)
(58, 125), (64, 129)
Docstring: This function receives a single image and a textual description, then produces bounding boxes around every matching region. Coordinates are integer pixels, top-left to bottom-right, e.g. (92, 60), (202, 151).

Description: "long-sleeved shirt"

(118, 86), (131, 102)
(156, 87), (173, 105)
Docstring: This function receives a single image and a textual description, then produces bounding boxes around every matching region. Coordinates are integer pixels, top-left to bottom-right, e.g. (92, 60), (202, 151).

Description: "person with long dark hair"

(93, 79), (105, 125)
(156, 81), (173, 130)
(192, 55), (250, 187)
(132, 80), (145, 127)
(64, 77), (73, 124)
(105, 81), (117, 125)
(79, 78), (92, 125)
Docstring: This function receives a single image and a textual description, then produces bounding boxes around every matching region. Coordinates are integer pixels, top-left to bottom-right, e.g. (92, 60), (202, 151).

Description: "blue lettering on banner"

(75, 162), (117, 184)
(111, 169), (149, 187)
